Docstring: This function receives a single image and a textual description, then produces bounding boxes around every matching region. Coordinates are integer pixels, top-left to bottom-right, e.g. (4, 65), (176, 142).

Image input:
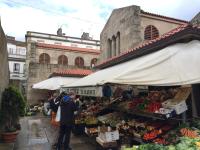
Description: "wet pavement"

(14, 114), (96, 150)
(0, 143), (14, 150)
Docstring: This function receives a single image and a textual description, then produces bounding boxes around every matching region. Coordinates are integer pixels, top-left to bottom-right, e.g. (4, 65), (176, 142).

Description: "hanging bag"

(55, 105), (61, 122)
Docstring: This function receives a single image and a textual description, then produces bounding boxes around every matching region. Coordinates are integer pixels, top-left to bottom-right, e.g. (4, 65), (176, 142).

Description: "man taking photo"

(56, 92), (78, 150)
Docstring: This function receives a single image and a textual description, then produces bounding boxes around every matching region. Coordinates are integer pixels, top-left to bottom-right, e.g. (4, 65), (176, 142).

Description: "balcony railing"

(8, 53), (26, 59)
(29, 63), (92, 70)
(10, 72), (26, 80)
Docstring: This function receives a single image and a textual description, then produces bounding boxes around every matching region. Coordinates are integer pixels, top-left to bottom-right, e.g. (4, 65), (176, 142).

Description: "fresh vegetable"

(180, 128), (198, 138)
(143, 129), (162, 141)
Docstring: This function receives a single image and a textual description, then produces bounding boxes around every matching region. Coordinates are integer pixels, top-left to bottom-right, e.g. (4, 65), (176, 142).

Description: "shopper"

(57, 92), (78, 150)
(50, 92), (66, 149)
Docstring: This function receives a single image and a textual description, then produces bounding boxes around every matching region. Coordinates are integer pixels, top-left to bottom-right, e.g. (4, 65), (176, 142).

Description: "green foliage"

(13, 87), (26, 116)
(0, 86), (26, 132)
(124, 137), (200, 150)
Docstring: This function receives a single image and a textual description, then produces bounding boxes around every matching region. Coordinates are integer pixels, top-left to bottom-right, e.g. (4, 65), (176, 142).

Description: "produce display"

(75, 115), (98, 125)
(143, 129), (162, 141)
(123, 137), (200, 150)
(98, 112), (124, 127)
(85, 127), (98, 135)
(72, 87), (195, 150)
(127, 90), (176, 115)
(180, 128), (199, 138)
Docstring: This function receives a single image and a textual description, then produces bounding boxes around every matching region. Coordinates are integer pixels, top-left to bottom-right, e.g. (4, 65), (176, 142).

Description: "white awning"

(32, 76), (79, 90)
(64, 40), (200, 88)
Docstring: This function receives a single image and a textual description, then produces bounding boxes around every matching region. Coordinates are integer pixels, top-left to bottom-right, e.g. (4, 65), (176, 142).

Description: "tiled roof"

(97, 24), (200, 69)
(141, 10), (188, 24)
(51, 69), (93, 77)
(36, 43), (100, 54)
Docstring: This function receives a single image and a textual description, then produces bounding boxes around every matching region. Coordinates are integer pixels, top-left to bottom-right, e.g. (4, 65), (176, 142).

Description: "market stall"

(62, 25), (200, 149)
(63, 40), (200, 89)
(32, 76), (79, 90)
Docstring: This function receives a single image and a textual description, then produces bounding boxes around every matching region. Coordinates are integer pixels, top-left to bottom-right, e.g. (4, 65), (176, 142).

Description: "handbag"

(55, 106), (61, 122)
(47, 109), (52, 116)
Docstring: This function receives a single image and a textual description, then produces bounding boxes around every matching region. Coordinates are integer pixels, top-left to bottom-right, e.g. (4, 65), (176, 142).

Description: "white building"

(7, 36), (26, 91)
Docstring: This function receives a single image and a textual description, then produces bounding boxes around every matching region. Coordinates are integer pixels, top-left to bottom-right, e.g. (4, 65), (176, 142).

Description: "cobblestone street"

(14, 114), (96, 150)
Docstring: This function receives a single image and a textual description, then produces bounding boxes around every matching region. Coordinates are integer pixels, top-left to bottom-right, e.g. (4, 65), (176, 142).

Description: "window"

(144, 25), (159, 40)
(91, 58), (97, 67)
(21, 49), (26, 55)
(16, 48), (20, 55)
(23, 64), (26, 73)
(112, 35), (116, 57)
(58, 55), (68, 65)
(9, 48), (13, 54)
(75, 57), (84, 67)
(13, 63), (20, 73)
(39, 53), (50, 64)
(116, 32), (120, 55)
(107, 39), (112, 58)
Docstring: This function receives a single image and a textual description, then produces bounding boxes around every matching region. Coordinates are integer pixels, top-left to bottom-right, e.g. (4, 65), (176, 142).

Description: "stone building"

(100, 5), (188, 62)
(191, 12), (200, 25)
(0, 20), (9, 106)
(26, 30), (100, 104)
(7, 36), (26, 94)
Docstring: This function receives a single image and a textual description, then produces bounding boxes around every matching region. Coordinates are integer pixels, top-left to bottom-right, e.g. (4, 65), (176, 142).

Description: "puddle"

(28, 119), (48, 145)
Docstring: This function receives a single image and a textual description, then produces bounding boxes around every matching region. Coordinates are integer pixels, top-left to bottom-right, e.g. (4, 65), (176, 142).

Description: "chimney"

(57, 28), (63, 36)
(81, 32), (92, 40)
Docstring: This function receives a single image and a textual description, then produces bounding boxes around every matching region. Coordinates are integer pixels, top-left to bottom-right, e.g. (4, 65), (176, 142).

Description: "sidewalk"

(0, 143), (14, 150)
(14, 114), (96, 150)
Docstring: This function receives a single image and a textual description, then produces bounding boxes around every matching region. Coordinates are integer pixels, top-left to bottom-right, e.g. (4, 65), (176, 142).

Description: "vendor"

(102, 84), (112, 102)
(122, 87), (133, 100)
(74, 95), (82, 109)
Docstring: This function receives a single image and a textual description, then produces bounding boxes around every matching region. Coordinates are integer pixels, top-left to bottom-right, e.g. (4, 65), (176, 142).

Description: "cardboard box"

(173, 101), (188, 115)
(96, 137), (117, 148)
(98, 130), (119, 142)
(162, 100), (187, 115)
(162, 87), (190, 115)
(174, 87), (191, 102)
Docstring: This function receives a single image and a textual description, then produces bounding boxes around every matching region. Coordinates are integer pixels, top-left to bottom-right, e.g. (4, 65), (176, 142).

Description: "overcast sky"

(0, 0), (200, 41)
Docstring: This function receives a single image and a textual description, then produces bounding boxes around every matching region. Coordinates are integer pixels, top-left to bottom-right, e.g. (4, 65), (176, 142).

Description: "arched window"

(112, 35), (116, 57)
(91, 58), (97, 67)
(107, 39), (112, 58)
(58, 55), (68, 65)
(75, 57), (84, 67)
(39, 53), (50, 64)
(144, 25), (159, 40)
(116, 32), (120, 55)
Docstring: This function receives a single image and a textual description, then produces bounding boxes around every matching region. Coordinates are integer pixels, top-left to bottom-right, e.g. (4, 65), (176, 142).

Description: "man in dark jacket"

(57, 92), (77, 150)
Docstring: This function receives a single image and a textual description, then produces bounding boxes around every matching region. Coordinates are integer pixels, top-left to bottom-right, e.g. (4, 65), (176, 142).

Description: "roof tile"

(53, 69), (93, 77)
(97, 24), (200, 68)
(141, 10), (188, 23)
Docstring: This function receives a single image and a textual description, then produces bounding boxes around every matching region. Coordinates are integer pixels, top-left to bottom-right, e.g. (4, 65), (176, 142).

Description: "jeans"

(57, 124), (72, 150)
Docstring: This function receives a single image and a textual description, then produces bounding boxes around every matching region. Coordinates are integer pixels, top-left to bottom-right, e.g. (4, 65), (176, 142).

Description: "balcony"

(8, 53), (26, 60)
(10, 72), (26, 80)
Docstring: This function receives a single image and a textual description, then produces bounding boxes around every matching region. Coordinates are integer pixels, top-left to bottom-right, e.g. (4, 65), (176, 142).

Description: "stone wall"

(100, 5), (142, 61)
(141, 16), (183, 41)
(100, 5), (186, 62)
(0, 21), (9, 107)
(36, 47), (98, 67)
(191, 12), (200, 25)
(26, 44), (98, 104)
